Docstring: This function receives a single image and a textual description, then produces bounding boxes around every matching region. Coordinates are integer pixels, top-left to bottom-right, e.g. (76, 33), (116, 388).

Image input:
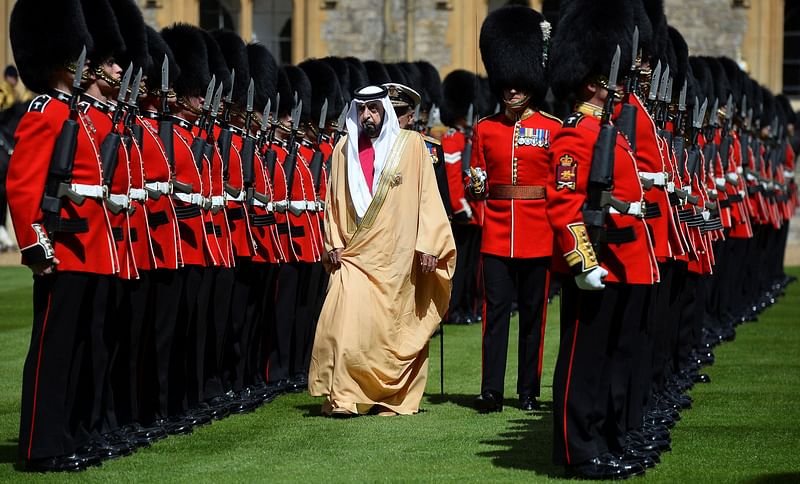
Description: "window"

(200, 0), (240, 32)
(784, 3), (800, 95)
(252, 0), (293, 65)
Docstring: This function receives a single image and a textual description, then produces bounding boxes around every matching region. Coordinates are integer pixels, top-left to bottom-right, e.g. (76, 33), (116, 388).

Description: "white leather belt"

(174, 192), (206, 206)
(289, 200), (316, 211)
(252, 199), (268, 208)
(784, 170), (795, 180)
(211, 195), (225, 209)
(715, 177), (726, 191)
(129, 188), (147, 202)
(609, 201), (644, 217)
(639, 172), (667, 187)
(316, 201), (325, 212)
(146, 181), (171, 195)
(725, 172), (739, 184)
(745, 172), (758, 182)
(71, 183), (106, 199)
(667, 181), (675, 193)
(226, 191), (246, 202)
(108, 193), (130, 208)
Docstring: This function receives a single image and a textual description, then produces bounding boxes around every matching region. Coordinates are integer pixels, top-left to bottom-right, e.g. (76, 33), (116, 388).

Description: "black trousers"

(168, 266), (206, 416)
(203, 266), (235, 401)
(222, 258), (261, 392)
(448, 224), (481, 320)
(292, 262), (325, 378)
(552, 279), (648, 466)
(240, 263), (278, 389)
(268, 262), (303, 382)
(481, 255), (549, 398)
(139, 268), (183, 423)
(649, 261), (675, 399)
(19, 272), (109, 461)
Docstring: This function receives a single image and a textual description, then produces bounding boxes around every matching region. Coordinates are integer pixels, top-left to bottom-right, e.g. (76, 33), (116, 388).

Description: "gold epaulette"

(422, 134), (441, 146)
(538, 110), (562, 123)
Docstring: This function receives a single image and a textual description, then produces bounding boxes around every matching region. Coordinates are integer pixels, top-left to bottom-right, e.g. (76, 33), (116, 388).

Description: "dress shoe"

(692, 372), (711, 383)
(474, 391), (503, 413)
(155, 417), (193, 435)
(76, 442), (123, 462)
(519, 394), (540, 411)
(103, 430), (138, 454)
(197, 401), (230, 420)
(566, 454), (645, 480)
(264, 379), (290, 398)
(25, 454), (89, 472)
(124, 422), (167, 442)
(288, 374), (309, 393)
(620, 448), (658, 468)
(182, 410), (212, 426)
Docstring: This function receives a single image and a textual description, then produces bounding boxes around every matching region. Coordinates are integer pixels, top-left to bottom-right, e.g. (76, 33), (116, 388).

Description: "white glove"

(575, 266), (608, 291)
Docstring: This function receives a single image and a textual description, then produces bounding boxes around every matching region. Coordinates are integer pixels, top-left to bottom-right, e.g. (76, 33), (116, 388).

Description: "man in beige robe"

(308, 85), (456, 417)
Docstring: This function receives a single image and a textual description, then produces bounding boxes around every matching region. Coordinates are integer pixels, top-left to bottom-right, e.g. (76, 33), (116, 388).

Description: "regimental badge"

(517, 127), (550, 148)
(556, 154), (577, 191)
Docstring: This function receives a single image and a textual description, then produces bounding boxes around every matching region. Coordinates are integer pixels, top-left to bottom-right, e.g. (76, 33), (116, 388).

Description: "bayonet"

(678, 80), (687, 112)
(658, 66), (669, 102)
(222, 68), (235, 123)
(333, 105), (348, 146)
(666, 77), (673, 103)
(210, 83), (224, 119)
(258, 98), (271, 145)
(318, 98), (329, 133)
(244, 78), (255, 135)
(202, 76), (216, 113)
(117, 64), (133, 106)
(427, 104), (436, 131)
(69, 46), (88, 114)
(648, 61), (661, 103)
(292, 100), (302, 133)
(607, 45), (621, 94)
(631, 26), (639, 71)
(129, 68), (143, 107)
(694, 98), (708, 130)
(465, 103), (475, 129)
(226, 69), (235, 104)
(710, 98), (719, 128)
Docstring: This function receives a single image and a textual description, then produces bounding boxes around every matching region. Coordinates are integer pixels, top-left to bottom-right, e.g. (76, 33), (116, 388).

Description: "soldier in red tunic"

(469, 5), (559, 414)
(546, 0), (658, 478)
(8, 0), (120, 471)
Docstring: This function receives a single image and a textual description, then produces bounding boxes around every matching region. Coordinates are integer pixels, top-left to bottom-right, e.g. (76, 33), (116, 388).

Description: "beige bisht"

(308, 130), (456, 415)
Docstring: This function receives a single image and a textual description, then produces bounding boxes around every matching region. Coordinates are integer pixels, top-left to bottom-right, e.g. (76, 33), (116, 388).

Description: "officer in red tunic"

(546, 0), (658, 478)
(8, 0), (117, 471)
(469, 5), (559, 414)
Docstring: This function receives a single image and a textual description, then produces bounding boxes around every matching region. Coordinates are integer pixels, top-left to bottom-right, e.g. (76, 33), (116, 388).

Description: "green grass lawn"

(0, 266), (798, 482)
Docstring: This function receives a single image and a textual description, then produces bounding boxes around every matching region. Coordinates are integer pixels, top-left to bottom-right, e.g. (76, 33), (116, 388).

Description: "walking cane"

(440, 323), (444, 395)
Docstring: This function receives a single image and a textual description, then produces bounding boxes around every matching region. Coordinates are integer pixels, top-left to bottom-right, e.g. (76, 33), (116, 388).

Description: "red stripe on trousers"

(27, 289), (53, 460)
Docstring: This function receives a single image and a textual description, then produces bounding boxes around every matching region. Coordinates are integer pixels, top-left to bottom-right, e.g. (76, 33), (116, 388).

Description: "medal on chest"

(516, 127), (550, 148)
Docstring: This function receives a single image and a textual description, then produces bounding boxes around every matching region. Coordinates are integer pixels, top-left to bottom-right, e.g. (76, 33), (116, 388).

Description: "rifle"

(655, 65), (670, 130)
(218, 69), (236, 193)
(99, 63), (133, 215)
(124, 68), (144, 150)
(645, 60), (661, 116)
(332, 105), (348, 147)
(190, 76), (217, 173)
(719, 95), (734, 174)
(241, 79), (267, 205)
(156, 55), (191, 195)
(460, 103), (475, 175)
(41, 46), (88, 237)
(263, 93), (280, 180)
(309, 98), (329, 196)
(281, 99), (303, 216)
(583, 46), (622, 257)
(616, 26), (639, 152)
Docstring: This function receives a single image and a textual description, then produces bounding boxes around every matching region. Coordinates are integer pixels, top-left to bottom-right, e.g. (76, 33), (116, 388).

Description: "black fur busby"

(480, 4), (548, 102)
(161, 23), (210, 96)
(760, 85), (775, 128)
(276, 66), (293, 116)
(702, 57), (730, 104)
(550, 0), (643, 100)
(397, 62), (423, 96)
(109, 0), (149, 72)
(283, 65), (312, 123)
(299, 59), (344, 124)
(143, 26), (180, 92)
(10, 0), (94, 94)
(321, 57), (351, 104)
(631, 1), (654, 61)
(641, 0), (666, 61)
(210, 30), (250, 107)
(689, 57), (713, 105)
(81, 0), (126, 64)
(385, 64), (410, 86)
(246, 43), (278, 113)
(415, 61), (442, 109)
(344, 57), (370, 98)
(775, 94), (796, 126)
(201, 30), (231, 99)
(717, 57), (744, 106)
(364, 61), (391, 86)
(477, 76), (497, 117)
(667, 26), (689, 99)
(440, 70), (479, 128)
(750, 79), (764, 123)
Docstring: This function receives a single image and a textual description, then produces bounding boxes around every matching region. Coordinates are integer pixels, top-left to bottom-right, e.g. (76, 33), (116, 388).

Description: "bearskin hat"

(385, 63), (410, 86)
(480, 4), (548, 102)
(477, 75), (497, 117)
(283, 65), (312, 123)
(299, 59), (344, 124)
(760, 85), (775, 128)
(775, 94), (796, 126)
(110, 0), (150, 72)
(717, 57), (744, 107)
(143, 26), (180, 92)
(344, 57), (370, 99)
(702, 57), (730, 104)
(276, 66), (293, 116)
(81, 0), (126, 65)
(247, 43), (278, 113)
(321, 57), (351, 104)
(440, 69), (479, 128)
(161, 23), (210, 96)
(364, 61), (391, 86)
(415, 61), (442, 109)
(689, 57), (713, 106)
(201, 30), (231, 100)
(549, 0), (637, 100)
(10, 0), (94, 94)
(210, 30), (250, 107)
(667, 26), (689, 103)
(641, 0), (666, 62)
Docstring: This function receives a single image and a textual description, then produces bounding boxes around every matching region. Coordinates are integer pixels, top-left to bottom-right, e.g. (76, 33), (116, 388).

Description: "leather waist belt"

(210, 195), (225, 209)
(146, 181), (171, 195)
(639, 172), (667, 187)
(109, 193), (130, 209)
(71, 183), (106, 199)
(488, 184), (546, 200)
(147, 210), (170, 227)
(129, 188), (147, 202)
(250, 213), (277, 227)
(225, 191), (246, 202)
(174, 193), (207, 207)
(609, 201), (644, 217)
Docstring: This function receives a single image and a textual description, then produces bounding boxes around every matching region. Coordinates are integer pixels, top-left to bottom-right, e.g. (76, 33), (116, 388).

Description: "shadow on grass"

(0, 441), (21, 468)
(426, 393), (554, 413)
(744, 473), (800, 484)
(296, 403), (324, 418)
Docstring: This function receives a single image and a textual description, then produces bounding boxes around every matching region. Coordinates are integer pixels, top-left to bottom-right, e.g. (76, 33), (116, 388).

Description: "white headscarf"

(345, 86), (401, 219)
